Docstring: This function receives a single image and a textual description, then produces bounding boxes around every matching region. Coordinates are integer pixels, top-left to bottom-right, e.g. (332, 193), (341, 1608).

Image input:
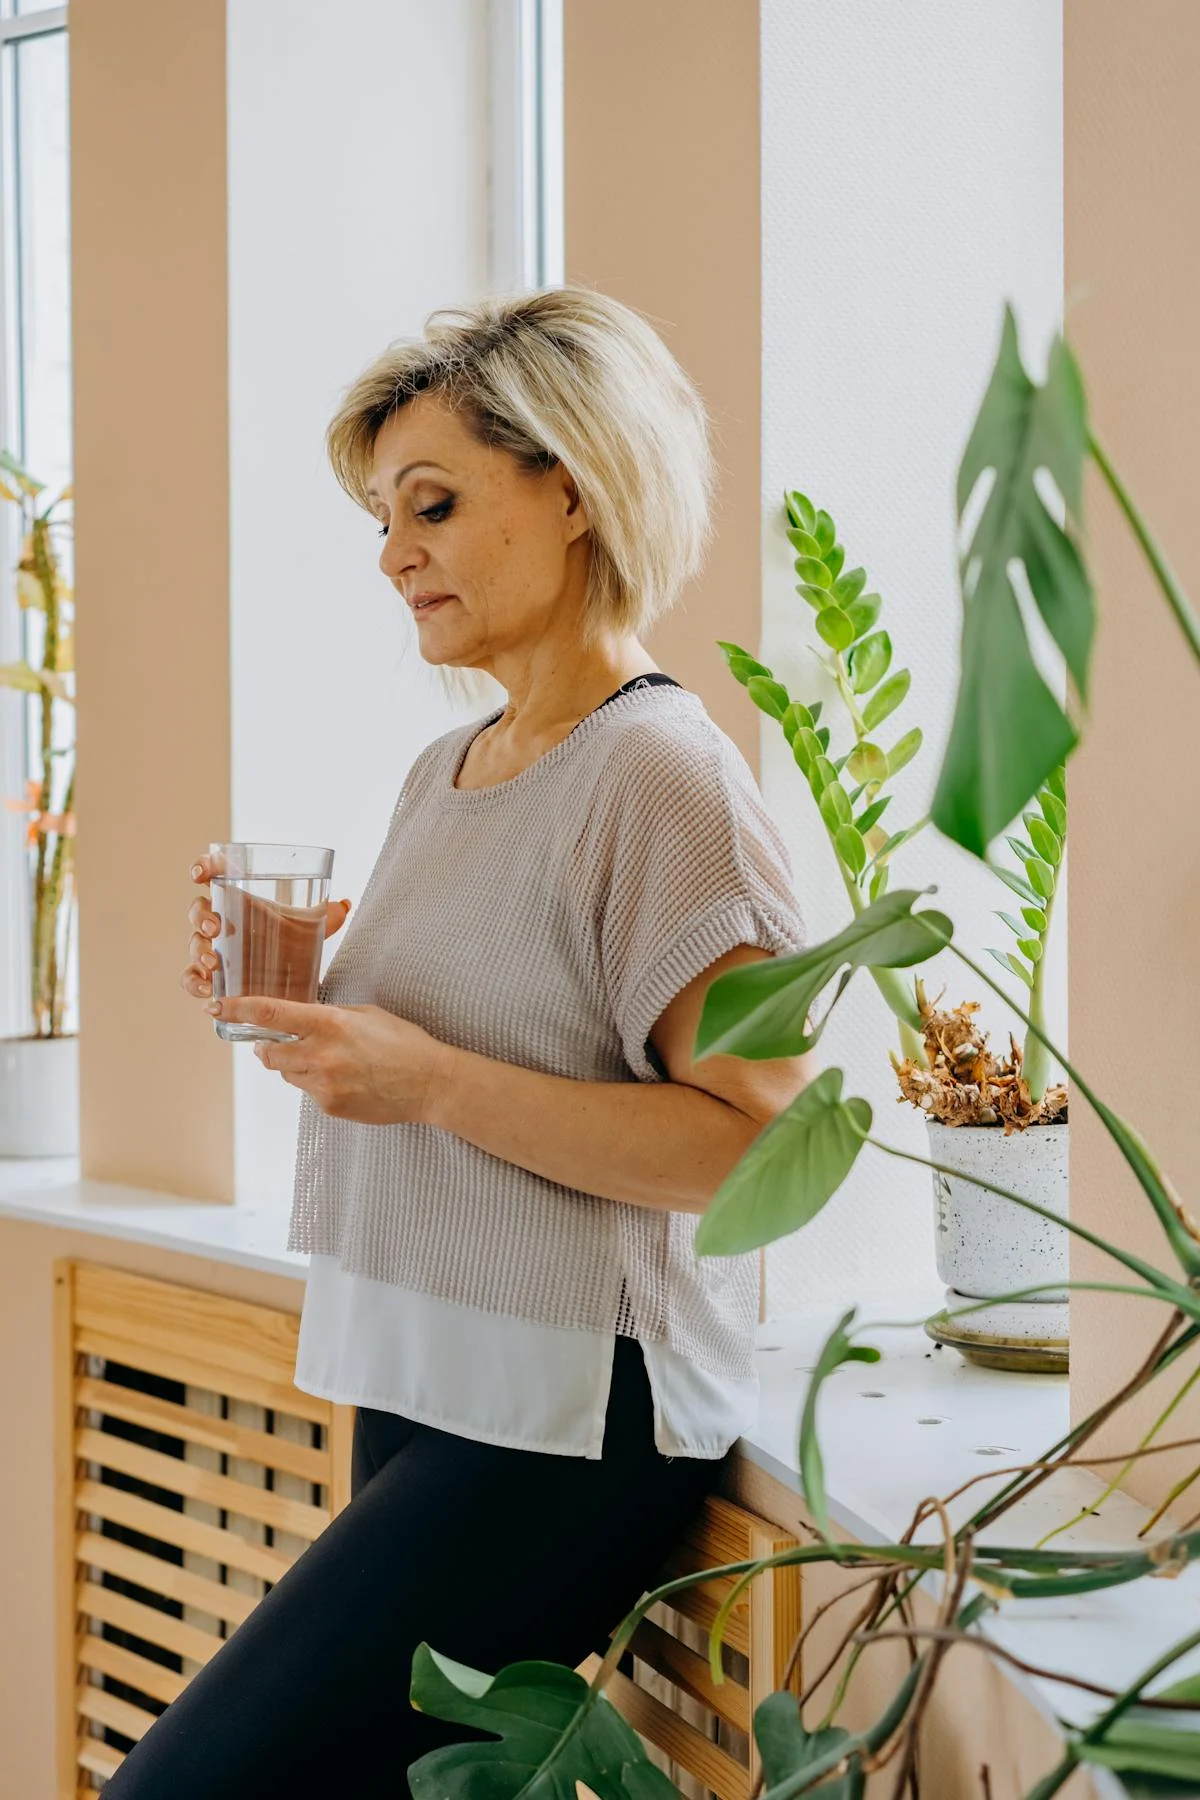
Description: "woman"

(121, 287), (811, 1795)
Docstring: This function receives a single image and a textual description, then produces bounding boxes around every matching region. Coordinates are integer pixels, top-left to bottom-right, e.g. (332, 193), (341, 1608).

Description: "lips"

(410, 594), (455, 614)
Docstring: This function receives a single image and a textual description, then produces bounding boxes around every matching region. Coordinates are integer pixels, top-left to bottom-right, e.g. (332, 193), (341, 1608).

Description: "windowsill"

(0, 1158), (1190, 1794)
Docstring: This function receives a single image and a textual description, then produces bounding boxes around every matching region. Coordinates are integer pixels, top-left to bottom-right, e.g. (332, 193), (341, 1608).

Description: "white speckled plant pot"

(0, 1032), (79, 1157)
(927, 1120), (1069, 1302)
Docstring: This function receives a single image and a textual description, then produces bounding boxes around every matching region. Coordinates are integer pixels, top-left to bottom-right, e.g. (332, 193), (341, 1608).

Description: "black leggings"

(102, 1336), (725, 1796)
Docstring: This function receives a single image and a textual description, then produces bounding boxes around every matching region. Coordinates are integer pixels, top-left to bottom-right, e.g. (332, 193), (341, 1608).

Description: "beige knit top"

(287, 681), (806, 1382)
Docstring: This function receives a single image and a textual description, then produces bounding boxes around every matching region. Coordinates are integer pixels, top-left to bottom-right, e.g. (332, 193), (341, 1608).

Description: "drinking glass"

(206, 842), (335, 1044)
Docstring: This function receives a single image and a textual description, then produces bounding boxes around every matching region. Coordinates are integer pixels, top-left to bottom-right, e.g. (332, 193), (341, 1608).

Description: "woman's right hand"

(181, 852), (353, 1003)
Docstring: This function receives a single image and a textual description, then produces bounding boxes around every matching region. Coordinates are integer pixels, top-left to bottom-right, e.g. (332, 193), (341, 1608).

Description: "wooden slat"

(664, 1580), (751, 1656)
(76, 1376), (328, 1484)
(329, 1402), (355, 1516)
(76, 1733), (123, 1780)
(76, 1530), (257, 1629)
(74, 1325), (327, 1424)
(76, 1427), (329, 1541)
(78, 1631), (187, 1707)
(77, 1679), (157, 1744)
(628, 1618), (750, 1732)
(679, 1495), (755, 1569)
(603, 1667), (748, 1800)
(54, 1263), (82, 1800)
(74, 1263), (301, 1391)
(76, 1478), (290, 1586)
(748, 1524), (802, 1785)
(77, 1578), (222, 1668)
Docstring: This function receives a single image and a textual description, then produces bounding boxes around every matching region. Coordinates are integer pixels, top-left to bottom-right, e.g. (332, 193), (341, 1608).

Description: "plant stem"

(1088, 429), (1200, 670)
(1021, 873), (1058, 1103)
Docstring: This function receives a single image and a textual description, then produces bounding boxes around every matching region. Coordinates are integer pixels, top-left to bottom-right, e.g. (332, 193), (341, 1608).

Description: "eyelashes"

(376, 498), (455, 538)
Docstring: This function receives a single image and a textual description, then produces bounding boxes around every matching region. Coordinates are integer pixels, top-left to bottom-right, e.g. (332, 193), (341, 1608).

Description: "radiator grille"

(55, 1261), (352, 1795)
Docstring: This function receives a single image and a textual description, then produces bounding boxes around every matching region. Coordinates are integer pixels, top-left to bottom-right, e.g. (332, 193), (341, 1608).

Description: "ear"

(558, 465), (591, 541)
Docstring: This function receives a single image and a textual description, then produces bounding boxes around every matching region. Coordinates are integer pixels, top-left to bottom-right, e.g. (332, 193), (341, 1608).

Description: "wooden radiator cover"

(54, 1260), (353, 1797)
(55, 1260), (799, 1800)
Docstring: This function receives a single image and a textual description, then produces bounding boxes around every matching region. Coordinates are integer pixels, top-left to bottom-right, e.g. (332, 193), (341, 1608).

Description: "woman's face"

(366, 393), (592, 671)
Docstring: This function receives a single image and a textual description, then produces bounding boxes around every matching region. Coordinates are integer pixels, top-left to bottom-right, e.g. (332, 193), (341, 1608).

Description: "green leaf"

(786, 489), (816, 533)
(797, 1309), (880, 1541)
(1038, 790), (1067, 838)
(1027, 815), (1061, 865)
(799, 582), (832, 611)
(997, 911), (1026, 938)
(845, 592), (882, 640)
(832, 567), (867, 606)
(992, 861), (1039, 904)
(815, 607), (855, 652)
(793, 726), (822, 773)
(717, 640), (772, 685)
(808, 701), (823, 725)
(808, 756), (838, 802)
(694, 890), (953, 1061)
(795, 555), (831, 589)
(1006, 833), (1036, 865)
(932, 307), (1092, 856)
(0, 659), (69, 701)
(780, 701), (815, 742)
(815, 726), (830, 752)
(1027, 856), (1055, 899)
(814, 508), (836, 554)
(862, 669), (911, 732)
(1046, 763), (1067, 804)
(745, 675), (791, 721)
(866, 819), (928, 871)
(819, 782), (852, 832)
(847, 631), (892, 694)
(1021, 904), (1048, 932)
(885, 727), (922, 778)
(786, 528), (824, 560)
(856, 795), (892, 834)
(407, 1646), (676, 1800)
(986, 945), (1034, 988)
(870, 863), (890, 900)
(695, 1071), (872, 1258)
(754, 1693), (865, 1800)
(846, 741), (889, 785)
(1017, 936), (1043, 962)
(1078, 1719), (1200, 1782)
(825, 542), (845, 581)
(835, 823), (866, 875)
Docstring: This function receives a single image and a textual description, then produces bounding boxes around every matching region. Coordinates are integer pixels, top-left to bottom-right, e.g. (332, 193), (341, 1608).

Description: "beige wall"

(71, 0), (234, 1199)
(1065, 1), (1200, 1499)
(0, 1219), (304, 1800)
(563, 0), (762, 772)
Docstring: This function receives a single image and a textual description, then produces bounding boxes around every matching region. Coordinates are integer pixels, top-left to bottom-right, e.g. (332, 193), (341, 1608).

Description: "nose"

(377, 519), (427, 584)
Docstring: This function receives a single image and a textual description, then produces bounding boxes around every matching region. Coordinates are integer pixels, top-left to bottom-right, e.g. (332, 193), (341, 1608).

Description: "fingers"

(325, 897), (353, 939)
(185, 856), (222, 998)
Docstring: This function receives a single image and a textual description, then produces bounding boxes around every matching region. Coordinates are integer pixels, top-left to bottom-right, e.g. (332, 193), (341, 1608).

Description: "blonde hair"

(326, 286), (715, 699)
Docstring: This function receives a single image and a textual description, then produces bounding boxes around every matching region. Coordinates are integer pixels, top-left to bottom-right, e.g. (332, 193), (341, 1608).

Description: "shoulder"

(587, 690), (763, 821)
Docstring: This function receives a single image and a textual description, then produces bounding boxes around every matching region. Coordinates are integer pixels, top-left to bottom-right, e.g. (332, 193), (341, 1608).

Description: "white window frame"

(0, 2), (69, 1041)
(487, 0), (563, 293)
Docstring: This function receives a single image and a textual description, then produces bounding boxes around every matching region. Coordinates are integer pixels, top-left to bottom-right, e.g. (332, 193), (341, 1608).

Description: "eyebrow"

(364, 460), (451, 504)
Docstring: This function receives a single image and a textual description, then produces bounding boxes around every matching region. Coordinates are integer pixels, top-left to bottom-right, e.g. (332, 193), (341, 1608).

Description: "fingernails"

(342, 898), (353, 911)
(204, 1001), (221, 1014)
(202, 919), (218, 935)
(190, 863), (205, 880)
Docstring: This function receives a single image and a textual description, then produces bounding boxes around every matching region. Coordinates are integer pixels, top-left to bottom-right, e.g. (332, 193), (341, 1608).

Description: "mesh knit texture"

(287, 684), (806, 1381)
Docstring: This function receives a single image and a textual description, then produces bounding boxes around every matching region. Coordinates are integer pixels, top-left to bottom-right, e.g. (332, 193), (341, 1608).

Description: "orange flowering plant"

(0, 451), (75, 1037)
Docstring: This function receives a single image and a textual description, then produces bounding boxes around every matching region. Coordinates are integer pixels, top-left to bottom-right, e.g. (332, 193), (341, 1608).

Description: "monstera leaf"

(407, 1646), (677, 1800)
(932, 304), (1093, 856)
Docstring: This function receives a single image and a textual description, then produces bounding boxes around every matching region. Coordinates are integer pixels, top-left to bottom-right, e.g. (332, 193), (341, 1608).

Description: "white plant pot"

(0, 1032), (80, 1157)
(928, 1119), (1069, 1301)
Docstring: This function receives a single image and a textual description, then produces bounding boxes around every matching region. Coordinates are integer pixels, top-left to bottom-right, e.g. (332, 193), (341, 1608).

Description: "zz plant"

(398, 308), (1200, 1799)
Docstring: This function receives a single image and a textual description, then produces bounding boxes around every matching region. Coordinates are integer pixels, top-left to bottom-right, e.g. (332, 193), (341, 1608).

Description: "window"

(488, 0), (564, 292)
(0, 1), (71, 1040)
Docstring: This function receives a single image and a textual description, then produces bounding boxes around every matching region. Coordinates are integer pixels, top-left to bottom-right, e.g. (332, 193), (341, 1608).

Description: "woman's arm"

(424, 945), (816, 1214)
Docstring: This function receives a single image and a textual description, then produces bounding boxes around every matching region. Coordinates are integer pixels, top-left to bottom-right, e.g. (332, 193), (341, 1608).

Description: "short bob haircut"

(325, 286), (715, 654)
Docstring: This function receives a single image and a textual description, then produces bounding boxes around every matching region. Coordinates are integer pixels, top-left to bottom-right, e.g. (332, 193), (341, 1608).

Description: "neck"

(484, 633), (662, 746)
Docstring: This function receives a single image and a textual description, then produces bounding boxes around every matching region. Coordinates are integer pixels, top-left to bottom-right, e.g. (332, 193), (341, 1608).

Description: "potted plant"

(0, 452), (77, 1155)
(717, 416), (1075, 1365)
(390, 307), (1200, 1800)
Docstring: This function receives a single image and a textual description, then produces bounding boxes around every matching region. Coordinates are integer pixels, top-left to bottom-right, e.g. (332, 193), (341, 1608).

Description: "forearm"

(423, 1043), (764, 1214)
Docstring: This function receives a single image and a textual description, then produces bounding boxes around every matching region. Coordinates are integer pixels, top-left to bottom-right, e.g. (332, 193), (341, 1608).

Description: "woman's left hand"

(204, 996), (451, 1125)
